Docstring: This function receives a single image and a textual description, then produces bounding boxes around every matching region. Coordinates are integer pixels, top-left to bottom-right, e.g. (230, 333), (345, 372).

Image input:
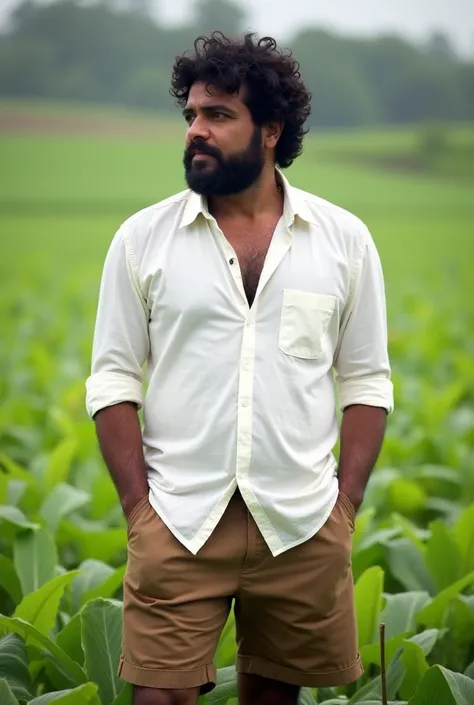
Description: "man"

(86, 31), (393, 705)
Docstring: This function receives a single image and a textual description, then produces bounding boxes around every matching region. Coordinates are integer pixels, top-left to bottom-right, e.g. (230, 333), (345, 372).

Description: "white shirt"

(85, 170), (394, 556)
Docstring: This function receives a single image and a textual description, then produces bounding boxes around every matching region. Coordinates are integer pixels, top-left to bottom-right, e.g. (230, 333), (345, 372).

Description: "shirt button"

(229, 258), (235, 265)
(241, 401), (249, 408)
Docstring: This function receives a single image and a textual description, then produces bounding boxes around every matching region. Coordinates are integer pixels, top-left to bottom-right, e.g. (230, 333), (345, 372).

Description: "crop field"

(0, 100), (473, 704)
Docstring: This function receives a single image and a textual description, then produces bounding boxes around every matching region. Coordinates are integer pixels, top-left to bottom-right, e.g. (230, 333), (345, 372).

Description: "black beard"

(183, 126), (264, 196)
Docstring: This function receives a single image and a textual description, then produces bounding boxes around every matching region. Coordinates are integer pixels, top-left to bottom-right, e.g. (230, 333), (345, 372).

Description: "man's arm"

(94, 402), (149, 519)
(337, 404), (387, 511)
(334, 228), (394, 512)
(85, 226), (150, 519)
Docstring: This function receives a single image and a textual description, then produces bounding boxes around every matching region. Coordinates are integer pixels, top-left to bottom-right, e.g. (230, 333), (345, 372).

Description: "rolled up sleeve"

(85, 227), (149, 419)
(334, 229), (394, 414)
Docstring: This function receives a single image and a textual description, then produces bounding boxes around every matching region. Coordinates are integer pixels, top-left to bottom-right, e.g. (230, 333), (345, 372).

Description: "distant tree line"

(1, 0), (473, 128)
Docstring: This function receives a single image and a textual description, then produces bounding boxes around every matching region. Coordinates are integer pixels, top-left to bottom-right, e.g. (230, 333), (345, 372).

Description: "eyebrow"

(182, 104), (237, 118)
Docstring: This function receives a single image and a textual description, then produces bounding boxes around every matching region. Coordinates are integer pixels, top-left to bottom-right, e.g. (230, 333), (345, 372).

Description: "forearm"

(337, 404), (387, 510)
(94, 401), (148, 518)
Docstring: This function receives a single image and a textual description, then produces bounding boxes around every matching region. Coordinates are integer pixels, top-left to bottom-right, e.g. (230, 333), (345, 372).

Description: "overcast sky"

(1, 0), (473, 57)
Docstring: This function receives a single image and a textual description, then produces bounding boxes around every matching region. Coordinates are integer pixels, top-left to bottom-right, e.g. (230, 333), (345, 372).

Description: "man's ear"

(263, 121), (284, 150)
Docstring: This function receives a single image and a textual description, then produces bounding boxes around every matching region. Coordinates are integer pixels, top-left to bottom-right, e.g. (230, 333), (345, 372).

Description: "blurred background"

(1, 0), (474, 542)
(0, 0), (473, 533)
(0, 3), (474, 703)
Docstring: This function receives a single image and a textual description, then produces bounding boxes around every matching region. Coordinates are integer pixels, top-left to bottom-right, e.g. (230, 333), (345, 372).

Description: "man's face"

(182, 82), (265, 196)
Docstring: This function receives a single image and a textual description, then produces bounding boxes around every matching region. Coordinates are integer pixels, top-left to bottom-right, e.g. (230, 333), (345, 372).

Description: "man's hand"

(122, 493), (149, 522)
(339, 487), (364, 516)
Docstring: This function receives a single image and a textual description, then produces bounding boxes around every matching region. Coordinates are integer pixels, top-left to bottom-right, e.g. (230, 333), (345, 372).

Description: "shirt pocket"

(278, 289), (337, 360)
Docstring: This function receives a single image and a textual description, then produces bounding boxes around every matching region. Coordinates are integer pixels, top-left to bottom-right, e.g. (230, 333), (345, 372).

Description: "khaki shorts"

(118, 489), (363, 693)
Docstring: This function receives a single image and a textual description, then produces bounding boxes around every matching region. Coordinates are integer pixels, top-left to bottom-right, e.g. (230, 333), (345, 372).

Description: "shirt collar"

(179, 167), (318, 230)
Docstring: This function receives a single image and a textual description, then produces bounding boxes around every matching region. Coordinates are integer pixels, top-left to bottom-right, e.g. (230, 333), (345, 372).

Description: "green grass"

(1, 116), (473, 316)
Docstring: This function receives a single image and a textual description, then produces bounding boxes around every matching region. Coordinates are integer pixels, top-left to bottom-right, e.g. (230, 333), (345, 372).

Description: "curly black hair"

(170, 32), (311, 169)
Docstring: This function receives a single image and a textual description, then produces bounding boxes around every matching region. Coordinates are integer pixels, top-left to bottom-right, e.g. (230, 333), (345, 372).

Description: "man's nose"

(187, 115), (210, 142)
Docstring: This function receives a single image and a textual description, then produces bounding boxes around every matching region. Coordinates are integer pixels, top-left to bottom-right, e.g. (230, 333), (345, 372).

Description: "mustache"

(184, 140), (223, 162)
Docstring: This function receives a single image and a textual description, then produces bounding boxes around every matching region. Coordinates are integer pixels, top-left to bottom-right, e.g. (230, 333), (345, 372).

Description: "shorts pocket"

(127, 495), (150, 535)
(339, 492), (356, 531)
(278, 290), (337, 360)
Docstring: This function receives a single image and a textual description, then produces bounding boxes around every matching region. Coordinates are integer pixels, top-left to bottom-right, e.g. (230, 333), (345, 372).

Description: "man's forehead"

(186, 82), (244, 107)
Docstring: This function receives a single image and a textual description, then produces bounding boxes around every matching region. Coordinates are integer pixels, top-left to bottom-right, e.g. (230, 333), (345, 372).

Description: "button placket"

(236, 307), (257, 486)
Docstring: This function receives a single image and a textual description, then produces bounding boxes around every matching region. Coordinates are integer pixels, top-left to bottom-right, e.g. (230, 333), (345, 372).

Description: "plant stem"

(380, 622), (388, 705)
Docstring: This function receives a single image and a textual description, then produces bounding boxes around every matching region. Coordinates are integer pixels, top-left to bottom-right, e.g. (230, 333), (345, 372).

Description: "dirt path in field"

(0, 108), (176, 137)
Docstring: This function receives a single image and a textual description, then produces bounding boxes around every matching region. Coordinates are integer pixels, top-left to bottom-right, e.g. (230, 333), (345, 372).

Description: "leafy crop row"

(1, 278), (473, 704)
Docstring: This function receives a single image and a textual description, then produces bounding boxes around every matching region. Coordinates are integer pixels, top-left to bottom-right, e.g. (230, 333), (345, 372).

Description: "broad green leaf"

(415, 465), (462, 497)
(351, 506), (376, 552)
(464, 661), (474, 679)
(426, 520), (462, 591)
(454, 504), (474, 576)
(71, 560), (114, 613)
(381, 591), (431, 640)
(349, 630), (439, 704)
(28, 682), (101, 705)
(354, 566), (384, 648)
(0, 556), (22, 605)
(0, 634), (32, 702)
(408, 664), (474, 704)
(14, 571), (79, 636)
(58, 521), (127, 563)
(40, 483), (90, 535)
(207, 666), (238, 704)
(388, 539), (435, 593)
(461, 594), (474, 616)
(424, 498), (460, 522)
(315, 688), (343, 701)
(0, 678), (19, 705)
(441, 667), (474, 704)
(44, 438), (77, 491)
(56, 613), (84, 667)
(388, 479), (426, 515)
(111, 683), (133, 705)
(445, 597), (474, 646)
(399, 640), (429, 700)
(90, 474), (120, 521)
(81, 598), (124, 705)
(0, 617), (86, 685)
(7, 480), (27, 507)
(297, 688), (318, 704)
(392, 514), (428, 555)
(44, 655), (81, 695)
(0, 453), (34, 486)
(215, 612), (236, 669)
(360, 633), (407, 667)
(82, 564), (126, 606)
(417, 572), (474, 628)
(0, 506), (39, 533)
(13, 528), (58, 595)
(409, 628), (440, 656)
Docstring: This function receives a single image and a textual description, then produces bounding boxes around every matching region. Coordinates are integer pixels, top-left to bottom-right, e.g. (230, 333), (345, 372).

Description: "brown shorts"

(118, 489), (363, 693)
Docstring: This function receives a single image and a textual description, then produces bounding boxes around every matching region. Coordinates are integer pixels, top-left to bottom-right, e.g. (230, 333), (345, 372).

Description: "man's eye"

(185, 115), (195, 125)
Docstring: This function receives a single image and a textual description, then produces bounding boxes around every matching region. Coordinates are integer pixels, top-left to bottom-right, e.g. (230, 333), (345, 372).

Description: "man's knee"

(133, 684), (199, 705)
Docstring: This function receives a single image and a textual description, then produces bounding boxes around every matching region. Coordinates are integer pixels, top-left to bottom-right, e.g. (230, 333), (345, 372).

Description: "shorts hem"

(118, 657), (216, 693)
(237, 653), (364, 687)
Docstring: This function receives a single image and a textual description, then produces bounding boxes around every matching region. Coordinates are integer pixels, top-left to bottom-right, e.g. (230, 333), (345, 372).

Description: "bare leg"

(133, 685), (200, 705)
(239, 673), (300, 705)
